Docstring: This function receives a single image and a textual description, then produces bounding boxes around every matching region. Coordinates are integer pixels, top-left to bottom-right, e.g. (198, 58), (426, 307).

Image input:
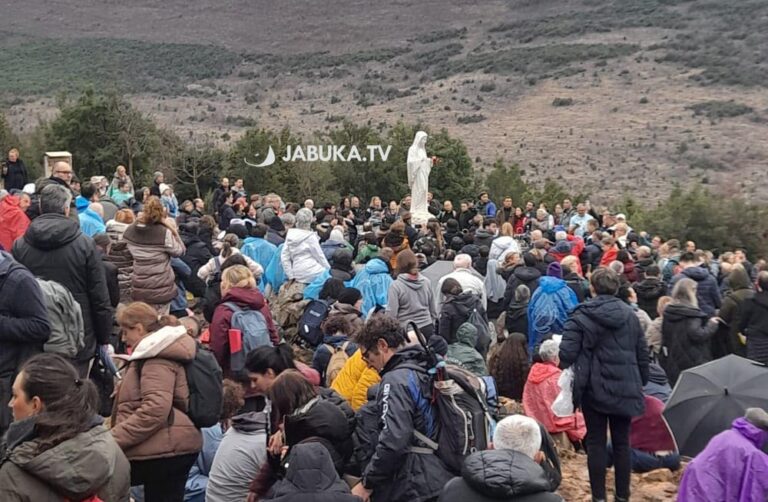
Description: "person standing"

(12, 184), (113, 378)
(1, 148), (28, 192)
(559, 268), (649, 502)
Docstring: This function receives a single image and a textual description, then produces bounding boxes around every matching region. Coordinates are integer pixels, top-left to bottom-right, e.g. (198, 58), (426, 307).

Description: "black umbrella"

(663, 355), (768, 457)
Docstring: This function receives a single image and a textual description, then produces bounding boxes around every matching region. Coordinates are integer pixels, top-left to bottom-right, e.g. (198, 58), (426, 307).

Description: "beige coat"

(111, 326), (202, 460)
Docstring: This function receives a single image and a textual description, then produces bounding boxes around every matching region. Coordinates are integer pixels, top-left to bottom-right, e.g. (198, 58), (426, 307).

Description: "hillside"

(2, 0), (768, 203)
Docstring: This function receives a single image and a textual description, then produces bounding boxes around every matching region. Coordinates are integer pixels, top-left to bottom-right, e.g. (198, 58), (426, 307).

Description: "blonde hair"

(221, 265), (255, 292)
(500, 222), (514, 237)
(8, 148), (19, 156)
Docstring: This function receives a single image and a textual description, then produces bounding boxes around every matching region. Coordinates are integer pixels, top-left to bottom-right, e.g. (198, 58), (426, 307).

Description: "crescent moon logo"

(244, 146), (276, 167)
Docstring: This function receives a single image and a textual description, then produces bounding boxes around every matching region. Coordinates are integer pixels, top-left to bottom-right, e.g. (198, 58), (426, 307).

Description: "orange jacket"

(0, 195), (30, 251)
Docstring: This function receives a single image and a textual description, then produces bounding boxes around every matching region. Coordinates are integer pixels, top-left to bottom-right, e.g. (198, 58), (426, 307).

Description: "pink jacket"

(522, 362), (586, 442)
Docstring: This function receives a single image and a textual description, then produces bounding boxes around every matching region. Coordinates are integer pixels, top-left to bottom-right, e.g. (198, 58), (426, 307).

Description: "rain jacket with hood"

(330, 349), (381, 411)
(678, 417), (768, 502)
(439, 291), (483, 344)
(206, 411), (269, 502)
(438, 449), (563, 502)
(522, 362), (586, 442)
(0, 416), (130, 502)
(355, 243), (380, 264)
(669, 266), (722, 317)
(361, 345), (454, 502)
(122, 220), (185, 305)
(0, 193), (29, 251)
(12, 213), (113, 363)
(717, 265), (753, 357)
(739, 290), (768, 366)
(281, 228), (330, 284)
(660, 303), (718, 385)
(241, 235), (278, 269)
(446, 323), (488, 376)
(210, 286), (279, 377)
(264, 441), (360, 502)
(76, 196), (106, 237)
(387, 272), (437, 329)
(111, 325), (203, 461)
(634, 276), (666, 320)
(350, 257), (393, 317)
(527, 277), (577, 355)
(560, 295), (650, 417)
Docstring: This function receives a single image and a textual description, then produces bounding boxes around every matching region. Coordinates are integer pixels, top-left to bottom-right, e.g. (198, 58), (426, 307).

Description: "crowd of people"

(1, 146), (768, 502)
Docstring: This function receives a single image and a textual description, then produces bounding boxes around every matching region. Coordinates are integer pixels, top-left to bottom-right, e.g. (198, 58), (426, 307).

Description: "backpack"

(324, 341), (350, 386)
(298, 299), (331, 347)
(224, 302), (272, 378)
(467, 297), (491, 358)
(36, 278), (85, 358)
(408, 322), (497, 475)
(137, 343), (223, 429)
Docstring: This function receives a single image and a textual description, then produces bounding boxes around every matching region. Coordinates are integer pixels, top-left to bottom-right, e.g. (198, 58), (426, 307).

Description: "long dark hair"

(245, 344), (296, 375)
(18, 353), (99, 454)
(268, 369), (317, 421)
(488, 332), (530, 400)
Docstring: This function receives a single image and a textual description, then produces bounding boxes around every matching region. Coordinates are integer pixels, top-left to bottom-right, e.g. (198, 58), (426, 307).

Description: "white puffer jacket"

(281, 228), (330, 283)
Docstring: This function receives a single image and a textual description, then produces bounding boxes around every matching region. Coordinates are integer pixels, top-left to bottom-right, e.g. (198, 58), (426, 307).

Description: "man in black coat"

(439, 415), (563, 502)
(634, 265), (666, 320)
(352, 315), (453, 502)
(149, 171), (164, 197)
(560, 268), (649, 502)
(739, 271), (768, 366)
(668, 252), (721, 317)
(12, 184), (113, 378)
(0, 251), (50, 435)
(211, 177), (230, 217)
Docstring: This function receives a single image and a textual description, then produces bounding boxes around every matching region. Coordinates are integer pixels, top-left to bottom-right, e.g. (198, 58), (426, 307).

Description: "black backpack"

(297, 299), (331, 347)
(137, 343), (223, 429)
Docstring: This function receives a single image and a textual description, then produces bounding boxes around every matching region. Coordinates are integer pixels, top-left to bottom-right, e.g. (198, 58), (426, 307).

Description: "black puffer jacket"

(739, 291), (768, 366)
(505, 301), (529, 335)
(12, 214), (113, 362)
(659, 303), (718, 385)
(439, 291), (480, 344)
(179, 229), (212, 298)
(669, 266), (722, 317)
(284, 394), (355, 474)
(264, 442), (360, 502)
(503, 266), (541, 309)
(362, 345), (453, 502)
(438, 450), (563, 502)
(560, 295), (649, 417)
(634, 277), (666, 320)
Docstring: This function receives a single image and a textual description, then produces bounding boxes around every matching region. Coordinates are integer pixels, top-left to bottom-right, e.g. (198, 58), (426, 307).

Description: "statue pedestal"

(411, 210), (433, 228)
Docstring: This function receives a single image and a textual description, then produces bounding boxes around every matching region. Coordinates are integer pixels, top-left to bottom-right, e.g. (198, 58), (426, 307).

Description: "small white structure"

(43, 151), (73, 177)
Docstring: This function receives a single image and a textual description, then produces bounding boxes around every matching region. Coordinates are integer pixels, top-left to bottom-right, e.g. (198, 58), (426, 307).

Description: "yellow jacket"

(331, 349), (381, 410)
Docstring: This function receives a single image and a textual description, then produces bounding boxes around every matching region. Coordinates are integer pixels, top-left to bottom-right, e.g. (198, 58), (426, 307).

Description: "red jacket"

(548, 235), (585, 275)
(599, 245), (619, 267)
(209, 286), (279, 378)
(0, 195), (30, 251)
(522, 362), (586, 442)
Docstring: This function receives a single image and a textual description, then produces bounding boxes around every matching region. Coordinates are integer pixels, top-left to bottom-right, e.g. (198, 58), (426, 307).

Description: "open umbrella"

(421, 260), (455, 297)
(663, 355), (768, 457)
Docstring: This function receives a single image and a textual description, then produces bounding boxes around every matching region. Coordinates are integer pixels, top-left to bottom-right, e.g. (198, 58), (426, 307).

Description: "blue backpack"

(224, 302), (272, 373)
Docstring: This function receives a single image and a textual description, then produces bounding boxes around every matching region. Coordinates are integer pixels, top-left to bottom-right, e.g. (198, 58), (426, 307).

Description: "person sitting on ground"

(197, 233), (263, 283)
(0, 353), (130, 501)
(312, 315), (359, 387)
(488, 332), (530, 400)
(609, 394), (680, 475)
(678, 408), (768, 502)
(523, 339), (586, 445)
(325, 286), (365, 338)
(436, 253), (488, 313)
(446, 322), (488, 376)
(438, 414), (563, 502)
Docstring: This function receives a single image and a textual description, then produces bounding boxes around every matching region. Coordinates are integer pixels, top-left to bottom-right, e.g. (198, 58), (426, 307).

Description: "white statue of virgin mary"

(407, 131), (433, 219)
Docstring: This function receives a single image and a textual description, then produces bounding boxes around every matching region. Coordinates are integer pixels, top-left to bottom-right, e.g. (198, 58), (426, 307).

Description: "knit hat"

(547, 261), (563, 278)
(553, 240), (572, 254)
(337, 287), (362, 306)
(159, 183), (170, 195)
(745, 408), (768, 430)
(427, 335), (449, 357)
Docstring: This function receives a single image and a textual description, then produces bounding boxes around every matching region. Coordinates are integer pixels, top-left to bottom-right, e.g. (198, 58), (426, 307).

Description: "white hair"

(608, 260), (625, 275)
(454, 254), (472, 269)
(493, 415), (542, 459)
(295, 208), (313, 230)
(555, 231), (567, 242)
(539, 339), (561, 362)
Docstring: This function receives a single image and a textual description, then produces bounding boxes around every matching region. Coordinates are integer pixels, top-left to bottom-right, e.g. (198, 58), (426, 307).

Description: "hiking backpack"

(408, 322), (497, 475)
(224, 302), (272, 378)
(323, 341), (351, 386)
(137, 343), (223, 429)
(298, 299), (331, 347)
(36, 278), (86, 358)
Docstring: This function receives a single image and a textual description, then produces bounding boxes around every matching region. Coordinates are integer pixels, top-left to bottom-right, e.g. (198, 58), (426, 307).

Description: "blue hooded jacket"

(528, 276), (577, 354)
(350, 258), (393, 318)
